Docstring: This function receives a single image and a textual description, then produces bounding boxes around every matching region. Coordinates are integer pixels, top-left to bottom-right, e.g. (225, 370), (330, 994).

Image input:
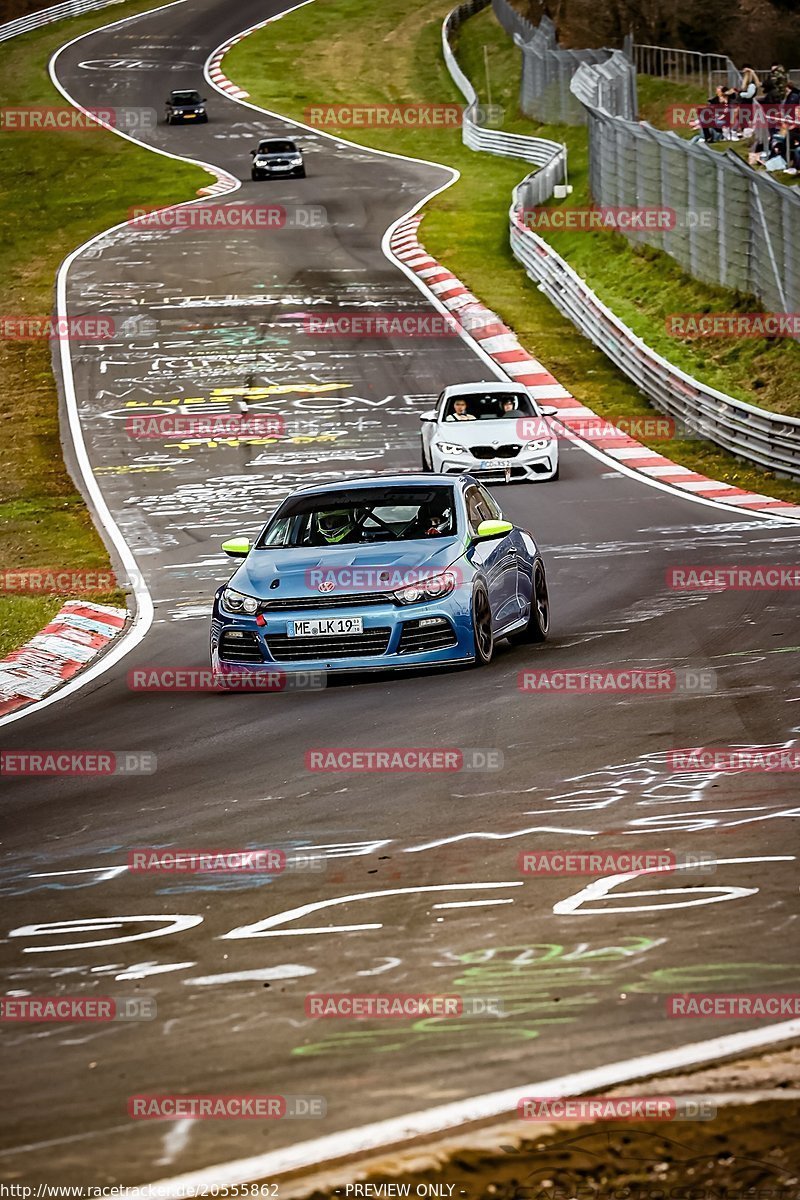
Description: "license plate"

(480, 458), (511, 469)
(290, 617), (364, 638)
(184, 114), (196, 118)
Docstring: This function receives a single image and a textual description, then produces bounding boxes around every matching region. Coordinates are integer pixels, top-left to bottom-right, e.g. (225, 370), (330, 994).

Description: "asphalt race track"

(1, 0), (799, 1185)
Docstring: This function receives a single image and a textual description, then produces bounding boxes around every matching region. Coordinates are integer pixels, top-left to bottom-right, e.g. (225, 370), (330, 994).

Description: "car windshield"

(258, 487), (458, 547)
(171, 91), (202, 104)
(259, 140), (297, 153)
(443, 391), (536, 420)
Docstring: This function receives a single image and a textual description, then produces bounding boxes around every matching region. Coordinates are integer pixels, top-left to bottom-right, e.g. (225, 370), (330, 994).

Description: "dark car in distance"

(165, 90), (208, 124)
(250, 138), (306, 180)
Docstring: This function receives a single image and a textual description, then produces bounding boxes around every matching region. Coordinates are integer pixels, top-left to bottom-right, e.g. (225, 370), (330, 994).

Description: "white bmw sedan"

(420, 382), (559, 483)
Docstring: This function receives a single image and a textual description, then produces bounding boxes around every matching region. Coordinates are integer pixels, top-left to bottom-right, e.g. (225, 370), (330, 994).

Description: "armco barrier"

(0, 0), (125, 42)
(445, 0), (800, 478)
(570, 56), (800, 320)
(443, 0), (568, 204)
(509, 201), (800, 477)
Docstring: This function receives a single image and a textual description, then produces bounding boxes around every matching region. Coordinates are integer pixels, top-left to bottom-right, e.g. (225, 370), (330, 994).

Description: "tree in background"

(521, 0), (800, 64)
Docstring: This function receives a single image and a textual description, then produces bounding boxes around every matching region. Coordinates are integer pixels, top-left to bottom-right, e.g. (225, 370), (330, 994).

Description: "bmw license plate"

(480, 458), (511, 470)
(290, 617), (363, 637)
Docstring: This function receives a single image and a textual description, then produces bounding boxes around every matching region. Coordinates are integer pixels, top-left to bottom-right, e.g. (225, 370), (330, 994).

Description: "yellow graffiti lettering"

(209, 383), (349, 399)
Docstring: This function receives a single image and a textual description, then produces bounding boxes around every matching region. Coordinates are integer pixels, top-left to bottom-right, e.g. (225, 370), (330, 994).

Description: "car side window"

(436, 392), (447, 419)
(465, 486), (492, 534)
(476, 484), (502, 520)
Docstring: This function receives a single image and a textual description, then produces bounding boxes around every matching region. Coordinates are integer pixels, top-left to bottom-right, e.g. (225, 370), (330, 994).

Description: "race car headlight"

(393, 571), (458, 605)
(524, 438), (553, 451)
(290, 155), (303, 165)
(435, 441), (469, 455)
(196, 107), (205, 114)
(222, 588), (259, 615)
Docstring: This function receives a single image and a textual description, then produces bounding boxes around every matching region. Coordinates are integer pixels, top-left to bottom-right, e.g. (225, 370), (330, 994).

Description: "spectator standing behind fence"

(762, 64), (788, 104)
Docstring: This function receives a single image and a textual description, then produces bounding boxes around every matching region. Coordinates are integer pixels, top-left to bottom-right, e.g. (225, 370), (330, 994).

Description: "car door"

(464, 485), (518, 626)
(476, 483), (530, 624)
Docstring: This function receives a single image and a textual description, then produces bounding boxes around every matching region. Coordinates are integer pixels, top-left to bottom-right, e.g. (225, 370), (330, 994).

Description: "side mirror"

(419, 410), (437, 422)
(250, 149), (257, 156)
(475, 519), (513, 541)
(203, 97), (208, 103)
(222, 537), (251, 558)
(539, 405), (557, 417)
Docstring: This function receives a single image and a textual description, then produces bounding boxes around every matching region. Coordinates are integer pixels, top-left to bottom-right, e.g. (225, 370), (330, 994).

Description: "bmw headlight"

(222, 588), (259, 615)
(435, 441), (469, 456)
(196, 107), (205, 114)
(290, 155), (303, 165)
(524, 438), (553, 451)
(393, 571), (458, 605)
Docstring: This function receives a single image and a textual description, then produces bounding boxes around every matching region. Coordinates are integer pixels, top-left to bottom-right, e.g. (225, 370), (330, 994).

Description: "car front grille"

(218, 630), (263, 663)
(397, 619), (458, 654)
(258, 592), (393, 612)
(265, 628), (392, 661)
(471, 444), (522, 458)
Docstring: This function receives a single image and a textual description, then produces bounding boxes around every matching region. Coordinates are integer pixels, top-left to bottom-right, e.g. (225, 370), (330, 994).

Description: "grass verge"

(0, 1), (207, 659)
(225, 0), (800, 505)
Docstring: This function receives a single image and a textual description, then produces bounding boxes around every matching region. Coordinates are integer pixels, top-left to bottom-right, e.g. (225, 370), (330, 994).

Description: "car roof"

(291, 474), (466, 496)
(440, 381), (529, 397)
(260, 138), (296, 145)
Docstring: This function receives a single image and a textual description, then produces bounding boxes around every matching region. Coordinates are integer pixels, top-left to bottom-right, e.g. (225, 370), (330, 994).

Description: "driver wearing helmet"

(312, 507), (361, 545)
(499, 397), (518, 418)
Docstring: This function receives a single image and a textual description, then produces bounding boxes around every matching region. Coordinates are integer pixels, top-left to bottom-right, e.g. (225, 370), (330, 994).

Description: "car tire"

(549, 463), (560, 481)
(420, 443), (431, 472)
(509, 561), (550, 644)
(471, 584), (494, 666)
(251, 172), (259, 181)
(297, 167), (306, 178)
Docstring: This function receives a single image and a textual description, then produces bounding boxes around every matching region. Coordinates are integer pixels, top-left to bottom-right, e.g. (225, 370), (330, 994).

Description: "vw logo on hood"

(318, 581), (336, 593)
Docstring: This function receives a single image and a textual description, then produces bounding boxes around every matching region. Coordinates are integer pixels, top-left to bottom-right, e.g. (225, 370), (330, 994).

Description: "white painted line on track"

(0, 0), (242, 728)
(123, 11), (800, 1191)
(145, 1020), (800, 1194)
(5, 0), (795, 1184)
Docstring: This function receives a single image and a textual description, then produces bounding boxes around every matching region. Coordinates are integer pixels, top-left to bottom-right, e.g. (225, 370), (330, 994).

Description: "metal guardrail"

(569, 48), (636, 122)
(445, 0), (800, 477)
(442, 0), (567, 184)
(633, 44), (734, 94)
(0, 0), (124, 43)
(509, 202), (800, 477)
(570, 56), (800, 320)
